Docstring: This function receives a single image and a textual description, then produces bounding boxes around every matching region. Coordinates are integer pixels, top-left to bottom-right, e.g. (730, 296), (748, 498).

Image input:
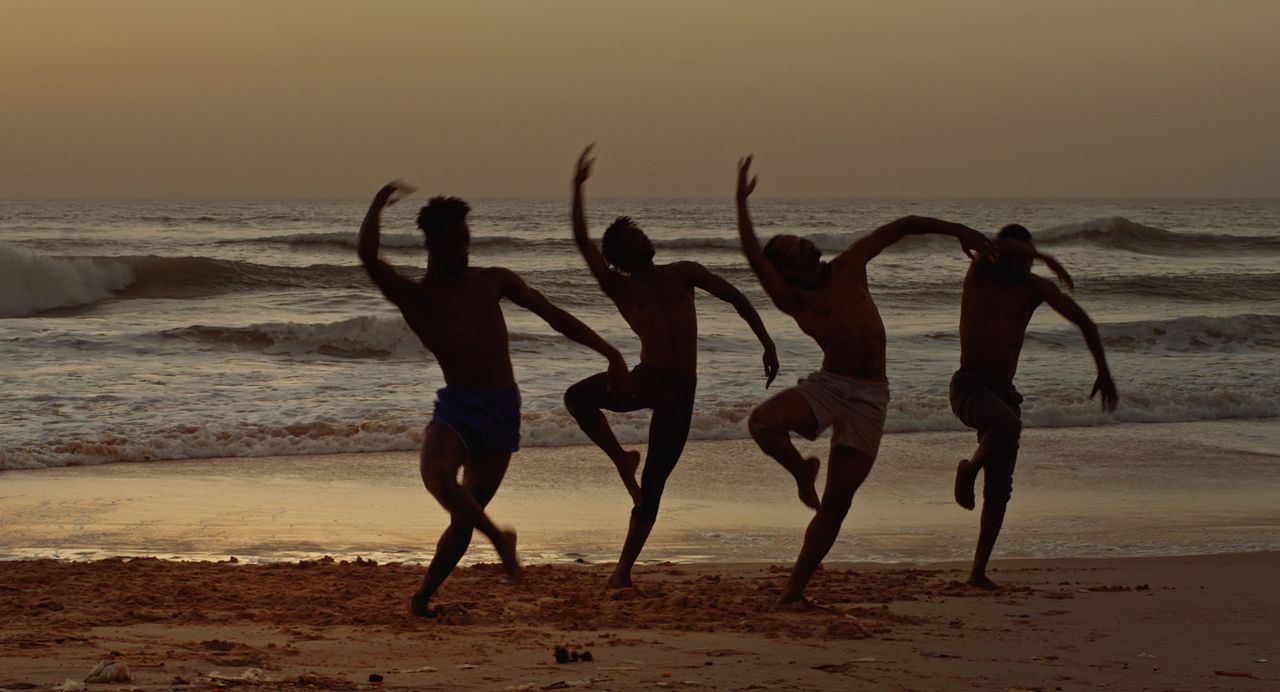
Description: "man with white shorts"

(735, 157), (991, 607)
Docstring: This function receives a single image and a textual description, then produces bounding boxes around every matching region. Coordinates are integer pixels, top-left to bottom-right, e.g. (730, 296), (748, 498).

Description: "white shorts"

(792, 370), (890, 456)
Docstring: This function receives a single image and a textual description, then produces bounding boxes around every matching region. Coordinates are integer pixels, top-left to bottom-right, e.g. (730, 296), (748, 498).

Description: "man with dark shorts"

(952, 223), (1118, 589)
(358, 182), (629, 616)
(735, 157), (993, 607)
(564, 146), (779, 588)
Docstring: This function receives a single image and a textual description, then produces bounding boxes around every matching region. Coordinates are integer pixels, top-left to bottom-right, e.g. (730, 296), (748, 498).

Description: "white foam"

(0, 243), (133, 316)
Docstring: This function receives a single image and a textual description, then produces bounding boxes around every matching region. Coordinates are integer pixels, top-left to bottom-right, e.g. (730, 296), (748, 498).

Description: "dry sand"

(1, 552), (1275, 690)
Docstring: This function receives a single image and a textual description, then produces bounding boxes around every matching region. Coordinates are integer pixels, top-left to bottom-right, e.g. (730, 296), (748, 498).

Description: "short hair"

(416, 196), (471, 237)
(601, 216), (642, 269)
(998, 224), (1032, 243)
(762, 235), (786, 267)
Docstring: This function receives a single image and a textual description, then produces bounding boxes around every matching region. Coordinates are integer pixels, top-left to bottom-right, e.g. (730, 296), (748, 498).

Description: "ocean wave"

(163, 316), (427, 359)
(120, 256), (365, 298)
(0, 243), (133, 317)
(912, 313), (1280, 353)
(1042, 313), (1280, 353)
(1036, 217), (1280, 254)
(4, 392), (1277, 469)
(161, 317), (578, 359)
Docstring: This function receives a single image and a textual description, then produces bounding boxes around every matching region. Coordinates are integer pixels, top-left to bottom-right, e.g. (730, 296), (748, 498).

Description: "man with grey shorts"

(735, 157), (992, 608)
(952, 224), (1117, 589)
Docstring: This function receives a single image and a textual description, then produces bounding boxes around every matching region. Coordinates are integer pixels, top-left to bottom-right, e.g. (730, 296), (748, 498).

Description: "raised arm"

(684, 262), (780, 387)
(1038, 279), (1118, 412)
(736, 156), (803, 314)
(842, 215), (994, 267)
(358, 182), (416, 304)
(571, 145), (618, 292)
(494, 267), (631, 392)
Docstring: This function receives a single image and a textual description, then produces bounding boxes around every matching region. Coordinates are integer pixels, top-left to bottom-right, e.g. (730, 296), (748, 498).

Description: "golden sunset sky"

(3, 0), (1277, 199)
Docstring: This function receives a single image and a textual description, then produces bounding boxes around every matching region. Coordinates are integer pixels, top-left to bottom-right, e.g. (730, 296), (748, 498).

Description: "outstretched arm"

(358, 182), (416, 304)
(842, 215), (994, 267)
(571, 145), (618, 292)
(1034, 250), (1075, 291)
(736, 156), (803, 314)
(685, 262), (780, 387)
(1039, 280), (1118, 412)
(495, 268), (631, 392)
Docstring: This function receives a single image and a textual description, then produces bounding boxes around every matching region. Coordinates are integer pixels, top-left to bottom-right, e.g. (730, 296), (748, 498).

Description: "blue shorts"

(431, 387), (522, 457)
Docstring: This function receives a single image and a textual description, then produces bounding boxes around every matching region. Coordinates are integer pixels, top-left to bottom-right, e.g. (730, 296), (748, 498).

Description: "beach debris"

(203, 668), (267, 683)
(1214, 670), (1257, 679)
(457, 664), (478, 670)
(1256, 658), (1268, 663)
(541, 682), (571, 690)
(921, 649), (959, 659)
(368, 673), (385, 684)
(50, 681), (85, 691)
(554, 644), (594, 664)
(84, 659), (131, 683)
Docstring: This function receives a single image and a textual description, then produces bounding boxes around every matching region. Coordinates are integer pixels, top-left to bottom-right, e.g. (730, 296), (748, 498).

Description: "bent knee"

(748, 407), (781, 440)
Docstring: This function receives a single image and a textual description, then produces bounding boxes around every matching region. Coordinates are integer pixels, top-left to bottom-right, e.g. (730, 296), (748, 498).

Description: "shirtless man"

(358, 183), (629, 616)
(564, 146), (779, 588)
(735, 157), (992, 607)
(952, 223), (1118, 589)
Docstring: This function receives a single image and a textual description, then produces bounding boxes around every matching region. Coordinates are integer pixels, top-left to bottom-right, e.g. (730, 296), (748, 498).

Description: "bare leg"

(748, 389), (821, 510)
(964, 418), (1019, 588)
(411, 424), (517, 616)
(565, 373), (644, 506)
(778, 445), (875, 607)
(609, 391), (693, 588)
(969, 500), (1007, 590)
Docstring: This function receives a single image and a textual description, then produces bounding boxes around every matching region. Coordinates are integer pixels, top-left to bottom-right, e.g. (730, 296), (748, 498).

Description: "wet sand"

(1, 553), (1276, 690)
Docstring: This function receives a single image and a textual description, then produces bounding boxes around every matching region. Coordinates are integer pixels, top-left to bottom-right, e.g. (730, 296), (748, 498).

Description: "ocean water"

(3, 198), (1280, 470)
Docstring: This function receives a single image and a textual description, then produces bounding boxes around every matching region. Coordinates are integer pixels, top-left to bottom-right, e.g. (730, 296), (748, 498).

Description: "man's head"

(417, 196), (471, 274)
(995, 224), (1035, 276)
(764, 234), (824, 287)
(601, 217), (655, 273)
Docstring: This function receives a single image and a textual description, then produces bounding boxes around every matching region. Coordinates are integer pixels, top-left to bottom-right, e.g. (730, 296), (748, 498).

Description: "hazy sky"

(3, 0), (1278, 199)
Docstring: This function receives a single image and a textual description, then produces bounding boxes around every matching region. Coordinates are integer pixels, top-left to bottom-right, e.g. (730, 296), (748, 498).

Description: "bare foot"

(409, 592), (440, 618)
(791, 456), (821, 510)
(967, 574), (999, 591)
(614, 450), (643, 507)
(607, 571), (632, 589)
(954, 458), (977, 510)
(773, 595), (836, 612)
(495, 529), (523, 584)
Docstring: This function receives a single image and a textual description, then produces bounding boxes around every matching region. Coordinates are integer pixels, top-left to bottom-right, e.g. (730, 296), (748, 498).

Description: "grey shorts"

(792, 370), (890, 456)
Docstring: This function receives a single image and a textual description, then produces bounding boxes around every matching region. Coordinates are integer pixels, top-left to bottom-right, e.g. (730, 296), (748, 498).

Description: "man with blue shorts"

(359, 183), (629, 617)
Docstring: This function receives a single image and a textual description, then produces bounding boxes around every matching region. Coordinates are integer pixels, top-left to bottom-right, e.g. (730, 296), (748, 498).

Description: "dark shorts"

(431, 386), (521, 457)
(949, 369), (1023, 502)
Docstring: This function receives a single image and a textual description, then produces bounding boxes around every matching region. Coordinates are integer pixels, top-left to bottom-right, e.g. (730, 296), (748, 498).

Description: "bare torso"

(391, 267), (517, 389)
(787, 255), (887, 380)
(957, 260), (1047, 382)
(605, 263), (700, 375)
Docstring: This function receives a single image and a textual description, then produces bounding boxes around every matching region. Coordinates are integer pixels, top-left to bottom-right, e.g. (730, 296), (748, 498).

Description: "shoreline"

(1, 552), (1275, 690)
(3, 420), (1277, 566)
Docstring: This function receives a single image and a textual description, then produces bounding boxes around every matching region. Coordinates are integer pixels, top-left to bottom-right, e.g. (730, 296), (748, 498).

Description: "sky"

(2, 0), (1278, 200)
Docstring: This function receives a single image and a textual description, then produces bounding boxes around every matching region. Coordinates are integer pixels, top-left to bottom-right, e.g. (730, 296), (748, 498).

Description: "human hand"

(606, 355), (632, 396)
(1090, 372), (1118, 412)
(958, 227), (996, 261)
(737, 156), (757, 201)
(763, 345), (780, 388)
(575, 145), (595, 186)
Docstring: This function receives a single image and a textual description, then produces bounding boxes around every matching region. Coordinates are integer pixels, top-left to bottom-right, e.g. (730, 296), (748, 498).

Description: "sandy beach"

(2, 425), (1278, 689)
(1, 553), (1276, 690)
